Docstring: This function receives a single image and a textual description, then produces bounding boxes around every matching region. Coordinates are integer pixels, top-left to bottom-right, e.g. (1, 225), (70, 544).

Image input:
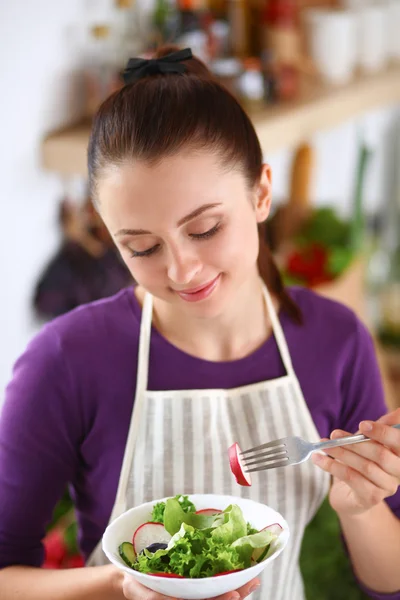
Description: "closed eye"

(129, 244), (160, 258)
(129, 223), (221, 258)
(190, 223), (221, 240)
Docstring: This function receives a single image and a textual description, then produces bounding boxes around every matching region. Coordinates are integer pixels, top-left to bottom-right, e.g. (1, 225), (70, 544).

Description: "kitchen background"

(0, 0), (399, 598)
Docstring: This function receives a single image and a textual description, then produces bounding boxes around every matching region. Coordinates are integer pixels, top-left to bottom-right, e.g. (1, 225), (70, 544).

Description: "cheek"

(120, 252), (164, 292)
(210, 216), (259, 269)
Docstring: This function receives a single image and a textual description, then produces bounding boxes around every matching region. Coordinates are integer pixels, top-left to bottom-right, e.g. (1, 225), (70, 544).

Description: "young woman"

(1, 47), (399, 600)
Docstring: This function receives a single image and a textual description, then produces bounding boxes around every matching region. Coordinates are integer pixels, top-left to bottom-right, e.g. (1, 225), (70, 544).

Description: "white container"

(357, 4), (389, 72)
(238, 68), (265, 102)
(177, 31), (209, 64)
(385, 0), (400, 60)
(305, 9), (358, 85)
(343, 0), (391, 71)
(102, 493), (290, 600)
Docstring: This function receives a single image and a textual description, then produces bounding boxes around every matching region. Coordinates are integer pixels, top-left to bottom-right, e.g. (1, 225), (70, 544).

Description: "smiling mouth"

(174, 275), (221, 302)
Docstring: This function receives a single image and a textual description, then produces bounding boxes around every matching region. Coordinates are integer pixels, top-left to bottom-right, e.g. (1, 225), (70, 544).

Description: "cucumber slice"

(252, 543), (271, 563)
(119, 541), (136, 568)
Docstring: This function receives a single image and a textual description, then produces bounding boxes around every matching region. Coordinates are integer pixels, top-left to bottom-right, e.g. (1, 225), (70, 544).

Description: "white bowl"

(102, 494), (290, 600)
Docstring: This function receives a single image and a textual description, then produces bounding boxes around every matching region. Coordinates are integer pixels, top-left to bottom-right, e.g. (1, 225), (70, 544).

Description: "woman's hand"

(312, 408), (400, 517)
(122, 575), (260, 600)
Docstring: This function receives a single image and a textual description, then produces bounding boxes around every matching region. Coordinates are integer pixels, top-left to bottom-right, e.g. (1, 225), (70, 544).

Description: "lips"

(175, 275), (220, 303)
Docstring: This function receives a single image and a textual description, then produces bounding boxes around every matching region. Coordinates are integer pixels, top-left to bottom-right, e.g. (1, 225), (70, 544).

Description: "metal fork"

(241, 424), (400, 472)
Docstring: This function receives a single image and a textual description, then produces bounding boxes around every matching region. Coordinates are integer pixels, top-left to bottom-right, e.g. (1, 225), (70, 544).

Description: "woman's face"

(98, 151), (271, 318)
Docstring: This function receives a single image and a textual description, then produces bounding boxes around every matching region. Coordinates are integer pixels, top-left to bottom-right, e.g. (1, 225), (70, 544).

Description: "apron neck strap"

(261, 283), (296, 378)
(136, 291), (153, 395)
(110, 290), (153, 517)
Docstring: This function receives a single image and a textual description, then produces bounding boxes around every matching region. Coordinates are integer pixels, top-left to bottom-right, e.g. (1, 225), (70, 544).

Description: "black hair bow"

(123, 47), (193, 85)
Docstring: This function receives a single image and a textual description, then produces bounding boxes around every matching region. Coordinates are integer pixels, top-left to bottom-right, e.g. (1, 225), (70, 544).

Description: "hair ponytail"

(257, 223), (302, 323)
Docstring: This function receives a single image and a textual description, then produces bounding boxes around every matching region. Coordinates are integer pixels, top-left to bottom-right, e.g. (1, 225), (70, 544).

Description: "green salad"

(118, 495), (282, 578)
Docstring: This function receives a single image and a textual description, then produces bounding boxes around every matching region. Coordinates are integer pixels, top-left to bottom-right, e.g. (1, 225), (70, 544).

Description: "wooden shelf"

(42, 65), (400, 176)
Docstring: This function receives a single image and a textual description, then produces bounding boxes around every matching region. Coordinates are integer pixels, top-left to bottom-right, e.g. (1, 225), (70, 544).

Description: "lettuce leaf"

(164, 498), (217, 536)
(211, 504), (247, 545)
(134, 523), (246, 577)
(151, 495), (196, 525)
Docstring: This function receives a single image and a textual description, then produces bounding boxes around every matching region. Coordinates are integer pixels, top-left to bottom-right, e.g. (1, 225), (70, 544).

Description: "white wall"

(0, 1), (398, 398)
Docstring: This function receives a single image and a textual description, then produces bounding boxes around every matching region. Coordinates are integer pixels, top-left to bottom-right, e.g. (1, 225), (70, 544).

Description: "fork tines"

(240, 439), (290, 472)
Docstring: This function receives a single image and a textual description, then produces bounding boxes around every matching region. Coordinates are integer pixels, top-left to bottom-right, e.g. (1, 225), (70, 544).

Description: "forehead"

(98, 151), (247, 225)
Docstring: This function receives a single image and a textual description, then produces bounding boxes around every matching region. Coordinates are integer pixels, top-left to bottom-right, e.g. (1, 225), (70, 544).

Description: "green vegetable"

(151, 494), (196, 524)
(350, 141), (372, 253)
(327, 246), (353, 277)
(232, 530), (276, 565)
(247, 523), (259, 535)
(210, 505), (247, 545)
(164, 498), (217, 536)
(126, 499), (281, 578)
(119, 542), (136, 568)
(296, 207), (351, 249)
(135, 523), (246, 577)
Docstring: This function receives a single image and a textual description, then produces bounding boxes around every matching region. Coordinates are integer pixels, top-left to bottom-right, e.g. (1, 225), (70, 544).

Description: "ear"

(254, 164), (272, 224)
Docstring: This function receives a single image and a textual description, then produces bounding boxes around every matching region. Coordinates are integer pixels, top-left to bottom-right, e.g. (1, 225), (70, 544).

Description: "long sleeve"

(0, 325), (83, 568)
(337, 318), (400, 599)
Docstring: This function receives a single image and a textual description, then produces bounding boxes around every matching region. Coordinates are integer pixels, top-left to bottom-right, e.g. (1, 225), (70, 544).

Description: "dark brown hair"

(88, 46), (302, 324)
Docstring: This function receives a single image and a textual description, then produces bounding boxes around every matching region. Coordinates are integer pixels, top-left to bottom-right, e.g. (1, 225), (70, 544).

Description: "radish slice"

(214, 569), (242, 576)
(262, 523), (283, 536)
(228, 443), (252, 487)
(133, 522), (172, 555)
(195, 509), (222, 516)
(149, 573), (185, 578)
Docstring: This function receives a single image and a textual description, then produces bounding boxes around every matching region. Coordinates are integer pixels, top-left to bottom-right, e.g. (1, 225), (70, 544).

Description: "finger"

(122, 575), (177, 600)
(236, 578), (261, 598)
(330, 429), (400, 479)
(312, 453), (386, 507)
(211, 578), (261, 600)
(359, 420), (400, 456)
(322, 443), (399, 497)
(376, 408), (400, 427)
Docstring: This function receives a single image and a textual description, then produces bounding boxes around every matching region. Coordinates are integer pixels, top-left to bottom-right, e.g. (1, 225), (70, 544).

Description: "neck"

(150, 273), (275, 362)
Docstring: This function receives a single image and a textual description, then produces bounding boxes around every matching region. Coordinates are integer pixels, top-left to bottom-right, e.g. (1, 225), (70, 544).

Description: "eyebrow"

(114, 202), (222, 237)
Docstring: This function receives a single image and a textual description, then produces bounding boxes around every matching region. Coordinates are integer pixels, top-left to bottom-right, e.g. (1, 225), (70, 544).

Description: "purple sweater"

(1, 286), (399, 598)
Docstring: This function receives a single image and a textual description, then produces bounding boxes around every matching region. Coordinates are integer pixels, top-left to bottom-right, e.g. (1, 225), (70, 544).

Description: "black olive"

(143, 542), (168, 554)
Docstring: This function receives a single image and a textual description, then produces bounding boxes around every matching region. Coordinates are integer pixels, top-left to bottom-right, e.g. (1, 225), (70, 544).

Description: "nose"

(166, 245), (202, 286)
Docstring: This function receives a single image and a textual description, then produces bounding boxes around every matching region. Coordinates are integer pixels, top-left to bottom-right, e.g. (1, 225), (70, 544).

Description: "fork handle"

(313, 423), (400, 452)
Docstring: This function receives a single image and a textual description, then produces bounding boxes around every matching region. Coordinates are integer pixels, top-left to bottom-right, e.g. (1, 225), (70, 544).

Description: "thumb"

(122, 575), (178, 600)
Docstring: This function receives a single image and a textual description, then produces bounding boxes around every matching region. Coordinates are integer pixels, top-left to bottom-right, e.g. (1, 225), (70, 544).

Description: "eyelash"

(129, 223), (221, 258)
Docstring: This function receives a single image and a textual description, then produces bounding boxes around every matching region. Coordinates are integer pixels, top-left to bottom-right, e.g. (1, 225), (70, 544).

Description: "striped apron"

(88, 285), (330, 600)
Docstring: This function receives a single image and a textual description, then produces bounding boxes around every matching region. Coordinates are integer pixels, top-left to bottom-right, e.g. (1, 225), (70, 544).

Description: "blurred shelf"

(42, 64), (400, 176)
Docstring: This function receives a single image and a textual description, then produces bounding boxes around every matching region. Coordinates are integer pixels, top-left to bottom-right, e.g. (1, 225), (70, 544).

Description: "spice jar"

(238, 57), (265, 110)
(210, 57), (242, 97)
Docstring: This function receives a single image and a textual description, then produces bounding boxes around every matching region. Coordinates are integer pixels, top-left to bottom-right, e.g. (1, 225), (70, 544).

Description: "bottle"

(228, 0), (250, 58)
(261, 0), (300, 101)
(261, 50), (278, 104)
(151, 0), (180, 45)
